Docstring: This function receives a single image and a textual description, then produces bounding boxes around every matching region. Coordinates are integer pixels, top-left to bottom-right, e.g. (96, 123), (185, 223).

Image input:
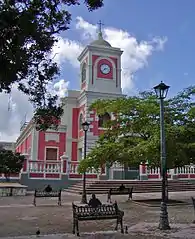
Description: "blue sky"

(1, 0), (195, 141)
(58, 0), (195, 97)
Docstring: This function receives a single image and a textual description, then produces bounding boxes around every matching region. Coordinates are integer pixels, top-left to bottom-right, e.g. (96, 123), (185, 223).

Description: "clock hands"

(100, 64), (110, 74)
(103, 66), (108, 72)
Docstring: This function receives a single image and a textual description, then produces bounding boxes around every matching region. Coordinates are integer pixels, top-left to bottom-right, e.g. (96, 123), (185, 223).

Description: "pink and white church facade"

(4, 31), (129, 189)
(1, 31), (194, 188)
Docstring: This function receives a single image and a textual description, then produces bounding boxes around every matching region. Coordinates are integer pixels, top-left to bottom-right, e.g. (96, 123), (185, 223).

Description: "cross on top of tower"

(97, 20), (104, 39)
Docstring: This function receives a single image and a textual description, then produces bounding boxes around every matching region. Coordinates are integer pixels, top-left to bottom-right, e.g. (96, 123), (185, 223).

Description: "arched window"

(98, 112), (111, 128)
(79, 113), (83, 130)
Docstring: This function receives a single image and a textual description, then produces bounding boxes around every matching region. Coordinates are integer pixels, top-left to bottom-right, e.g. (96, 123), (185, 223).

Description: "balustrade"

(29, 160), (62, 174)
(68, 161), (99, 174)
(140, 163), (195, 180)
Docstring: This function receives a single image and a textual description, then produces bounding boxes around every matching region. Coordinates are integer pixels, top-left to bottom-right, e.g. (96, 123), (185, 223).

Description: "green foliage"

(0, 0), (103, 130)
(33, 96), (64, 131)
(79, 86), (195, 173)
(0, 149), (25, 180)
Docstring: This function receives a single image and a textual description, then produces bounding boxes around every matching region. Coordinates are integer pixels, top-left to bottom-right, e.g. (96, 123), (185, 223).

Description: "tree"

(0, 0), (104, 130)
(78, 86), (195, 173)
(0, 149), (25, 181)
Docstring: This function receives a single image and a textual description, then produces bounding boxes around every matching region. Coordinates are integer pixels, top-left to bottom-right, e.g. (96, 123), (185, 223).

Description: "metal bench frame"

(107, 187), (133, 203)
(72, 202), (124, 236)
(33, 189), (62, 206)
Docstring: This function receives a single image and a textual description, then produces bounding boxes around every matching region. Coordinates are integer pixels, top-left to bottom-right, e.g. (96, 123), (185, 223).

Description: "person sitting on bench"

(44, 184), (52, 193)
(119, 184), (126, 191)
(88, 194), (102, 208)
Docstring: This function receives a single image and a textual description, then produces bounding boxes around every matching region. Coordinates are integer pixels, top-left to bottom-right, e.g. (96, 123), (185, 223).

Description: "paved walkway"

(0, 191), (195, 238)
(1, 223), (195, 239)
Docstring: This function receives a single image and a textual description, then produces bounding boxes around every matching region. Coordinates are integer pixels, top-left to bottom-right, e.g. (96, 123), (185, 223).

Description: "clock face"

(100, 64), (111, 75)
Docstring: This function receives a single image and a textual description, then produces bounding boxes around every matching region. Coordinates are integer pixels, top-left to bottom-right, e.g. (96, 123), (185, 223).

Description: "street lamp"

(154, 81), (170, 230)
(81, 121), (90, 204)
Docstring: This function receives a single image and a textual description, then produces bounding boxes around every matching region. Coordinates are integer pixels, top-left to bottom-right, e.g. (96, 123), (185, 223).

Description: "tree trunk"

(5, 173), (10, 182)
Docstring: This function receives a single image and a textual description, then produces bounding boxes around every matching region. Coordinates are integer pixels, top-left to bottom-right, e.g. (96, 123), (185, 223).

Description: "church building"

(3, 27), (137, 189)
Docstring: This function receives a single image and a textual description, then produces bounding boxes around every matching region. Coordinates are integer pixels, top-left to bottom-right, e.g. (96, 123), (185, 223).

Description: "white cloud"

(53, 17), (167, 93)
(1, 17), (167, 141)
(75, 16), (97, 40)
(47, 79), (70, 99)
(150, 36), (167, 51)
(0, 80), (69, 142)
(0, 87), (33, 142)
(75, 18), (167, 92)
(54, 79), (69, 98)
(52, 37), (83, 68)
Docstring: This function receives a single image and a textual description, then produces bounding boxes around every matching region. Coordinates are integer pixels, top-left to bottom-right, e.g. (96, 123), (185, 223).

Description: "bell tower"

(78, 22), (123, 95)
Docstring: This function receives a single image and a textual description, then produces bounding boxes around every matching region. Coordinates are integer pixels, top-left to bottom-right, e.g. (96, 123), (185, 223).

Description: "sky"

(0, 0), (195, 142)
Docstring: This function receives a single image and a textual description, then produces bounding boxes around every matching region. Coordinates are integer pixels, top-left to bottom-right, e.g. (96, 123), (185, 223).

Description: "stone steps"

(64, 180), (98, 194)
(64, 179), (195, 195)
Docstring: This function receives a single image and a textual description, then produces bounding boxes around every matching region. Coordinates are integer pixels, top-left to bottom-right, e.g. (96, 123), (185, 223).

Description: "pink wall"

(78, 105), (85, 138)
(71, 104), (89, 161)
(38, 131), (45, 160)
(92, 55), (118, 83)
(88, 109), (106, 137)
(15, 133), (32, 172)
(92, 55), (99, 84)
(38, 131), (66, 161)
(110, 57), (118, 87)
(71, 142), (78, 161)
(15, 133), (32, 154)
(81, 81), (86, 90)
(97, 59), (113, 79)
(88, 109), (98, 136)
(71, 105), (86, 161)
(72, 108), (79, 139)
(81, 57), (88, 90)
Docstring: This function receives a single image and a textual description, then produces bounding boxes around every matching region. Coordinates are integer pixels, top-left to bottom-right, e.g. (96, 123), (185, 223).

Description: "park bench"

(72, 202), (124, 236)
(107, 187), (133, 203)
(33, 189), (62, 206)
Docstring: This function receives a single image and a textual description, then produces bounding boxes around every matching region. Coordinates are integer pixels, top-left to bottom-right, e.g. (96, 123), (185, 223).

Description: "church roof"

(90, 32), (111, 47)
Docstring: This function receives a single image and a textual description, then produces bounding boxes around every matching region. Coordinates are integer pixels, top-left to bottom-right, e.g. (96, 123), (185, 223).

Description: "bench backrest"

(110, 187), (133, 193)
(35, 190), (61, 197)
(72, 203), (118, 216)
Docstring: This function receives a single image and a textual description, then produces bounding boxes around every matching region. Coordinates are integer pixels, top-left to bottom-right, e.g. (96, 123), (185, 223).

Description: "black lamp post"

(154, 81), (170, 230)
(81, 121), (90, 204)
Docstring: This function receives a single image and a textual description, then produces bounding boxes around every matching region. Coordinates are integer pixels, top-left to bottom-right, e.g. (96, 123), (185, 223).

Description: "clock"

(100, 64), (111, 74)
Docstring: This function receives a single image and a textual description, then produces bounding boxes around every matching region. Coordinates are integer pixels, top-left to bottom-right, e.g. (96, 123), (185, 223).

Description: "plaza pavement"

(0, 191), (195, 238)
